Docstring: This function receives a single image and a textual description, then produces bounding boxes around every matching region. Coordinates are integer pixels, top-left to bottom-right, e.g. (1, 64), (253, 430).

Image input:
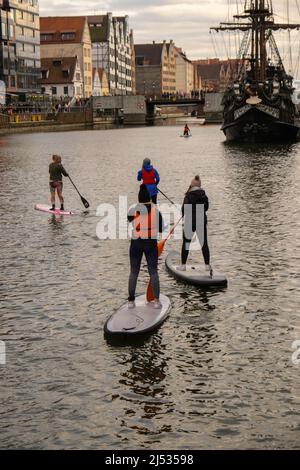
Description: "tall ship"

(211, 0), (300, 142)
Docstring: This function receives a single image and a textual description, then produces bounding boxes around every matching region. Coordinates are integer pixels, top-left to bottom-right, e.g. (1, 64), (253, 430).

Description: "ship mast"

(211, 0), (300, 83)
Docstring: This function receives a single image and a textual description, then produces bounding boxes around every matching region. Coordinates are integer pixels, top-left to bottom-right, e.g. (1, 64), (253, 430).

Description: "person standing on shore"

(49, 155), (68, 211)
(137, 158), (160, 204)
(178, 175), (213, 277)
(127, 184), (164, 309)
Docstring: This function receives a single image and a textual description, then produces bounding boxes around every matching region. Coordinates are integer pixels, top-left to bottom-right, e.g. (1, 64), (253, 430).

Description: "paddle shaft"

(158, 188), (176, 206)
(66, 173), (90, 208)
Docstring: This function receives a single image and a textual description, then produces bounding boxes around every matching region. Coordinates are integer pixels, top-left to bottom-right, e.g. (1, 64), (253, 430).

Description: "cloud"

(38, 0), (300, 70)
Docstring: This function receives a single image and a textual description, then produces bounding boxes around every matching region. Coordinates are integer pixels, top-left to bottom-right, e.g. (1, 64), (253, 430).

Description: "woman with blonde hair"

(49, 155), (68, 211)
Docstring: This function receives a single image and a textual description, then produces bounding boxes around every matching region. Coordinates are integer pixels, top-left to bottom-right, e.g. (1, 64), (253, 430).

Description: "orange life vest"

(133, 206), (158, 239)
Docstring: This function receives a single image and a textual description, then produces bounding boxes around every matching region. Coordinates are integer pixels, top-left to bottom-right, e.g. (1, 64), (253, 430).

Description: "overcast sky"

(39, 1), (300, 70)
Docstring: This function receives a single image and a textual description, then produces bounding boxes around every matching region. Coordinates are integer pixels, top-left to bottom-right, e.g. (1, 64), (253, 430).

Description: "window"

(136, 56), (144, 66)
(76, 73), (81, 81)
(41, 87), (46, 94)
(62, 70), (69, 78)
(53, 60), (62, 67)
(64, 86), (69, 95)
(61, 33), (75, 41)
(41, 70), (48, 79)
(52, 87), (57, 95)
(41, 33), (53, 42)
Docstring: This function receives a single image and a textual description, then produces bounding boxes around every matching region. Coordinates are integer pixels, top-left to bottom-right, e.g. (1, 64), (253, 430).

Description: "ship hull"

(222, 106), (299, 143)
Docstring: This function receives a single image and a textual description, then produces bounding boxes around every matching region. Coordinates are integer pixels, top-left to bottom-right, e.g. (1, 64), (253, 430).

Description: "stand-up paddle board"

(104, 294), (171, 337)
(35, 204), (76, 216)
(166, 251), (228, 288)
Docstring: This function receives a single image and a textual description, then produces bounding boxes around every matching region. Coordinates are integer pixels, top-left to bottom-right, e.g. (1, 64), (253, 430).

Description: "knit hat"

(190, 175), (201, 188)
(143, 158), (151, 167)
(138, 184), (151, 203)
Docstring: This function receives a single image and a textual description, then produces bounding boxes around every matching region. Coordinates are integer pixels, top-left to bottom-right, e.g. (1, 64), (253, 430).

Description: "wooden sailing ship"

(211, 0), (300, 142)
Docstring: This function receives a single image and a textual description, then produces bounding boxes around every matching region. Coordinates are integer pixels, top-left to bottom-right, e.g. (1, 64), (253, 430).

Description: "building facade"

(40, 16), (92, 98)
(134, 41), (176, 98)
(40, 56), (83, 98)
(193, 59), (236, 93)
(88, 14), (133, 95)
(0, 0), (40, 97)
(174, 47), (194, 97)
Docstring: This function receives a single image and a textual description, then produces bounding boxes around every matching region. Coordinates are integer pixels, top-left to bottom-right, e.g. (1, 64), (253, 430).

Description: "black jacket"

(182, 188), (209, 231)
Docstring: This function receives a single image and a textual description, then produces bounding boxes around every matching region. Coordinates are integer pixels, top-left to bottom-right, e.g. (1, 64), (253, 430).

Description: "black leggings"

(181, 224), (210, 266)
(129, 239), (160, 301)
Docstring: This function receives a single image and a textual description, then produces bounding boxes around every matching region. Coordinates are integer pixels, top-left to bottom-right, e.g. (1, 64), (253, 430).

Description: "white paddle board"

(166, 251), (228, 288)
(104, 294), (171, 336)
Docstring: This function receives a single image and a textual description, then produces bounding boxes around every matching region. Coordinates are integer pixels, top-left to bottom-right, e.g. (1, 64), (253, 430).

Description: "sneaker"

(128, 301), (136, 309)
(177, 265), (187, 272)
(153, 299), (162, 309)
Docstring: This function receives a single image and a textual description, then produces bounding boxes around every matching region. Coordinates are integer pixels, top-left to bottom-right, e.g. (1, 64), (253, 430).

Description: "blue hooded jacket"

(137, 165), (160, 197)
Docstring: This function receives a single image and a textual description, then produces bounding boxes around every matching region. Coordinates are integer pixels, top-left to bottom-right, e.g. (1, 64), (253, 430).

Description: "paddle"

(67, 174), (90, 209)
(158, 188), (176, 206)
(146, 216), (183, 302)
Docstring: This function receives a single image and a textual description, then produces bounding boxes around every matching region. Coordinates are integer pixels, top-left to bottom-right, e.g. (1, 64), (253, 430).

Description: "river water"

(1, 124), (300, 450)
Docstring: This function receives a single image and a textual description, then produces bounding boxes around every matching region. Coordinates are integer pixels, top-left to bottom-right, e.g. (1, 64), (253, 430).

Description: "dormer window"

(62, 69), (70, 78)
(53, 60), (62, 67)
(61, 32), (75, 41)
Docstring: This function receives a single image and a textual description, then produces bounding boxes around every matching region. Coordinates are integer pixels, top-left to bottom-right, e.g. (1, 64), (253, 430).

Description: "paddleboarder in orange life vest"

(127, 184), (164, 310)
(137, 158), (160, 204)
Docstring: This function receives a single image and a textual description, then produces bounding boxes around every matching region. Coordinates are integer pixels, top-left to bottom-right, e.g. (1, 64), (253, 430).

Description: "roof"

(196, 63), (223, 80)
(134, 43), (165, 66)
(40, 17), (87, 44)
(174, 46), (192, 64)
(40, 57), (78, 85)
(88, 15), (109, 42)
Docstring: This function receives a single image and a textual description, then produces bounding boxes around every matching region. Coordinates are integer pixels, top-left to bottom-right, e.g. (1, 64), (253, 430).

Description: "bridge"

(146, 97), (204, 120)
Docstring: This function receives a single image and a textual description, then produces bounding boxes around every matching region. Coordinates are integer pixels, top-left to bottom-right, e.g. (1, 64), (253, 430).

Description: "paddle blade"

(146, 240), (167, 302)
(147, 280), (155, 303)
(81, 197), (90, 209)
(157, 239), (166, 257)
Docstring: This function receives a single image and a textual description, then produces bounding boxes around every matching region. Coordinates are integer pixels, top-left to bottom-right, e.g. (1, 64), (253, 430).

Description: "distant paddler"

(137, 158), (160, 205)
(127, 184), (164, 309)
(49, 155), (69, 211)
(183, 123), (191, 136)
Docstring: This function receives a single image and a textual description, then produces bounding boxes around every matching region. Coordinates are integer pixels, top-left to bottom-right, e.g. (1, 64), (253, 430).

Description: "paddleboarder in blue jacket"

(137, 158), (160, 204)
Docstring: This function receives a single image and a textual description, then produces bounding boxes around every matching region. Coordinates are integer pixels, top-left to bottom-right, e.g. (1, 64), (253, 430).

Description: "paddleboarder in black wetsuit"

(49, 155), (68, 211)
(127, 184), (164, 309)
(177, 175), (213, 277)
